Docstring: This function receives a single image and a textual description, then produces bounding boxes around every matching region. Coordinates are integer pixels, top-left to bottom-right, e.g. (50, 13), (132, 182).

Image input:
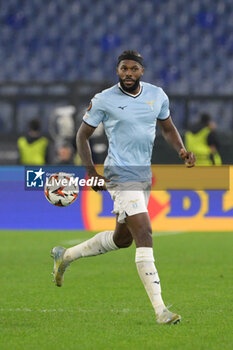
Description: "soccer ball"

(44, 172), (79, 207)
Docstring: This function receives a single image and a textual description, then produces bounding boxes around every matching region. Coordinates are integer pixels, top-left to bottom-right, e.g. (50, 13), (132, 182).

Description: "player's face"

(117, 60), (144, 93)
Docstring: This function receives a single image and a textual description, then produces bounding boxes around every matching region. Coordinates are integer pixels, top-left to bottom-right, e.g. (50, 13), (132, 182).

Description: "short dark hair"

(119, 50), (142, 58)
(200, 113), (211, 125)
(29, 118), (41, 131)
(117, 50), (144, 66)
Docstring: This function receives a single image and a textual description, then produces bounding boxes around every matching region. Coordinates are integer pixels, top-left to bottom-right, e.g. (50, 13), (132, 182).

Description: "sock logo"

(152, 280), (160, 284)
(145, 272), (156, 276)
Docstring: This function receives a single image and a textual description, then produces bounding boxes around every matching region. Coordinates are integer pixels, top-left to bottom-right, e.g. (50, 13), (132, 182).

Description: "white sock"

(63, 231), (118, 262)
(135, 247), (166, 316)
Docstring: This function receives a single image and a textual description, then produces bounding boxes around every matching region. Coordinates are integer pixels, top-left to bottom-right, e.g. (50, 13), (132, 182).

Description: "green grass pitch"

(0, 230), (233, 350)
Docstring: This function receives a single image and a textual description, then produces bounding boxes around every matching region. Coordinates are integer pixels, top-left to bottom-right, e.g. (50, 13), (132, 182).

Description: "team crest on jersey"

(87, 102), (92, 111)
(144, 100), (155, 110)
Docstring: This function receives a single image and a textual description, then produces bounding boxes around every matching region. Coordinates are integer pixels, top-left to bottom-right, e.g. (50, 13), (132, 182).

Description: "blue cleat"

(156, 308), (181, 325)
(51, 247), (69, 287)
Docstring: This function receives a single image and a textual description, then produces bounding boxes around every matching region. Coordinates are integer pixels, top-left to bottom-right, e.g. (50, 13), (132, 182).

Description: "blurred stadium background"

(0, 0), (233, 164)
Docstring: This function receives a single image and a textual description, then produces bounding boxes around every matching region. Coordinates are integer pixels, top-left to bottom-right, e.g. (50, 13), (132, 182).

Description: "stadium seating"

(0, 0), (232, 94)
(0, 0), (232, 149)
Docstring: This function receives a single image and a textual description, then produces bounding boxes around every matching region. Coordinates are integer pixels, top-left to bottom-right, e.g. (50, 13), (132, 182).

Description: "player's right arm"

(76, 122), (108, 191)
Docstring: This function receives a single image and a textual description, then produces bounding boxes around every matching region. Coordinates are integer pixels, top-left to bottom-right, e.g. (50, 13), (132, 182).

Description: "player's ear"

(141, 67), (144, 76)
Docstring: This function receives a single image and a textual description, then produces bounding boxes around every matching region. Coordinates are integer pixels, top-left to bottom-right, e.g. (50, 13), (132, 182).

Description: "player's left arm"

(158, 116), (196, 167)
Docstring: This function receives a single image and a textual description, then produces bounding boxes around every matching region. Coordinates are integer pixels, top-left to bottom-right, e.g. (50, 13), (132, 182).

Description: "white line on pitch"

(62, 239), (86, 245)
(152, 231), (184, 237)
(62, 231), (185, 245)
(0, 307), (134, 313)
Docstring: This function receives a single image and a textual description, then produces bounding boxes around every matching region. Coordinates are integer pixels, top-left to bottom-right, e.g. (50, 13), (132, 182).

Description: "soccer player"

(51, 50), (195, 325)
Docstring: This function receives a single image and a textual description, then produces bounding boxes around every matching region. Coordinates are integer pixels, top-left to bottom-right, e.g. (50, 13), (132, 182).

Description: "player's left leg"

(113, 219), (133, 248)
(125, 210), (181, 324)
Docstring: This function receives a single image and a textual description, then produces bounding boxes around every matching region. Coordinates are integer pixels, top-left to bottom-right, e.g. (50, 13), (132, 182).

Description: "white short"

(107, 182), (151, 224)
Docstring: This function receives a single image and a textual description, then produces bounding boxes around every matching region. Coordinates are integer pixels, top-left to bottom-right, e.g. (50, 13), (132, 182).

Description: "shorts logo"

(130, 199), (139, 208)
(26, 168), (45, 188)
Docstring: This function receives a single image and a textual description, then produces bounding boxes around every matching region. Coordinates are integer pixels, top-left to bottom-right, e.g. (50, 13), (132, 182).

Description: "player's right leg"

(51, 246), (69, 287)
(51, 219), (133, 287)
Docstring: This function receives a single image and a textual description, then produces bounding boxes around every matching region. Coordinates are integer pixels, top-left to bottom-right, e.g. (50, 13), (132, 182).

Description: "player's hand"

(88, 172), (110, 192)
(179, 148), (196, 168)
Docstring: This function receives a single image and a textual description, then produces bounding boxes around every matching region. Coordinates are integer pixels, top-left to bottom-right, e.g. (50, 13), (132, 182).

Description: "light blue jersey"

(83, 82), (170, 183)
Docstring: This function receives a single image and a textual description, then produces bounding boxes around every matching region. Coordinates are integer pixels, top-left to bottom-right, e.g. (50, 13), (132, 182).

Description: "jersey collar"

(118, 82), (143, 98)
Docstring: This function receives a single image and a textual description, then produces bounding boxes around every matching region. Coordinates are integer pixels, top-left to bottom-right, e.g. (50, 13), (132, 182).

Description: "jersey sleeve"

(83, 94), (105, 128)
(157, 89), (170, 120)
